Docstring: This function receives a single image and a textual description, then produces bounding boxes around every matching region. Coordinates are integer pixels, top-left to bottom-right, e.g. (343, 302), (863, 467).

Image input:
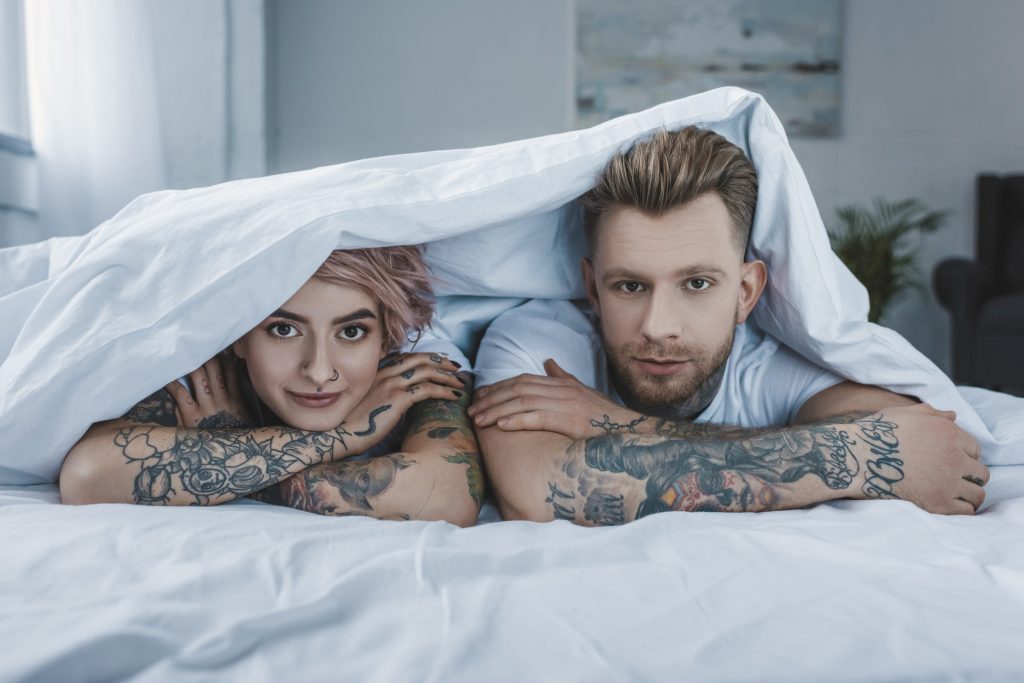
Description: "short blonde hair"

(581, 126), (758, 253)
(314, 246), (434, 352)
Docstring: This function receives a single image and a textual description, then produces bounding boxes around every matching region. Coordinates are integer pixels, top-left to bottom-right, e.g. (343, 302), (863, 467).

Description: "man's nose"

(639, 288), (682, 343)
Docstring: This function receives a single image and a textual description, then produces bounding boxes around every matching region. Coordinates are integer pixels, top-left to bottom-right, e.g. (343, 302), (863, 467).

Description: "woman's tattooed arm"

(253, 372), (482, 525)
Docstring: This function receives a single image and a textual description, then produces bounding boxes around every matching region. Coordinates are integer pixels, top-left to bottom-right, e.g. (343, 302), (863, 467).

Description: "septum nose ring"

(316, 369), (341, 394)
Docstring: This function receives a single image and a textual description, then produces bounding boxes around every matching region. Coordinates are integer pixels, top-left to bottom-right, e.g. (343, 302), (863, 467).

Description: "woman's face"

(234, 278), (387, 431)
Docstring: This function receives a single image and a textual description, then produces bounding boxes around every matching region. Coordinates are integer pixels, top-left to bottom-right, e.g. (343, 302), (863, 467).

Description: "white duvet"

(2, 88), (1024, 682)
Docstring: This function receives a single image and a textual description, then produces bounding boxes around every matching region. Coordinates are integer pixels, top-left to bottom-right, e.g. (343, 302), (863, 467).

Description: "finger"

(950, 498), (976, 516)
(958, 431), (983, 461)
(474, 396), (570, 428)
(403, 380), (463, 407)
(956, 480), (986, 510)
(543, 358), (579, 381)
(469, 377), (576, 416)
(189, 366), (215, 412)
(965, 460), (990, 487)
(378, 353), (463, 382)
(493, 410), (564, 433)
(204, 358), (227, 402)
(165, 381), (201, 426)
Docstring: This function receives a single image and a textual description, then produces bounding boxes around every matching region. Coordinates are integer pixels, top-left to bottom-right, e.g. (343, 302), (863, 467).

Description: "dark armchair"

(934, 174), (1024, 394)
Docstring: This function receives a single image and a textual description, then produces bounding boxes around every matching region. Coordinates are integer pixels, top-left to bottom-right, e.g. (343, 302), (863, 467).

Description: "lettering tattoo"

(590, 414), (648, 435)
(548, 413), (895, 525)
(858, 415), (904, 499)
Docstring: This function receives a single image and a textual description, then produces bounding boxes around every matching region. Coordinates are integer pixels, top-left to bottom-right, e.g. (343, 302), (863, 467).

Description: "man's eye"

(340, 325), (367, 341)
(687, 278), (711, 291)
(617, 281), (645, 293)
(268, 323), (299, 338)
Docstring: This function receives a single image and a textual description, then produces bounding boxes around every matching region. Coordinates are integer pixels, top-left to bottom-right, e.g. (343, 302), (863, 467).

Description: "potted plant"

(827, 198), (948, 323)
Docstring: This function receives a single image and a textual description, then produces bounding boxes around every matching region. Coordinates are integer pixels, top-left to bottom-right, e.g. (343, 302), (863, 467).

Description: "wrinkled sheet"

(1, 87), (1022, 487)
(2, 463), (1024, 683)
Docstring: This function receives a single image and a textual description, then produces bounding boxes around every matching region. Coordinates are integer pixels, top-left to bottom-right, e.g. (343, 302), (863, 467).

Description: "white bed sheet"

(2, 466), (1024, 683)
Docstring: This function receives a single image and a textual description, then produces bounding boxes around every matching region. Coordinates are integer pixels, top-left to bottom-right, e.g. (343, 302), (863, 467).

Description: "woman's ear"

(232, 340), (247, 360)
(736, 259), (768, 324)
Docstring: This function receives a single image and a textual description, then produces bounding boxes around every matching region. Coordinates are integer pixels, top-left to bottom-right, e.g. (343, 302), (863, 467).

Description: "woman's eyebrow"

(270, 308), (377, 325)
(332, 308), (377, 325)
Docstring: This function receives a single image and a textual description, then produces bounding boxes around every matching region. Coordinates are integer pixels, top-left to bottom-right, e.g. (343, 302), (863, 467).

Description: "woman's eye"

(339, 325), (367, 341)
(687, 278), (711, 291)
(617, 281), (645, 294)
(268, 323), (299, 338)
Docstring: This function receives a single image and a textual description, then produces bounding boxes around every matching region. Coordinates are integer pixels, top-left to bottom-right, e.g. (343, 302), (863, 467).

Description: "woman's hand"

(337, 352), (466, 455)
(165, 357), (255, 429)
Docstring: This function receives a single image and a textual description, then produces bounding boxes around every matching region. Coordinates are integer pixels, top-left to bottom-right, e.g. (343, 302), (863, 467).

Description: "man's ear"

(581, 257), (600, 315)
(736, 259), (767, 324)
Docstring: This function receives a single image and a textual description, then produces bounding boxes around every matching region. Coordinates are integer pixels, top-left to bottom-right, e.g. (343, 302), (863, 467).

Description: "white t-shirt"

(474, 299), (843, 427)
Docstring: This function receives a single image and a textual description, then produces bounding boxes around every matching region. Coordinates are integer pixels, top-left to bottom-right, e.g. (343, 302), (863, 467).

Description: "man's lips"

(287, 391), (341, 408)
(634, 357), (689, 377)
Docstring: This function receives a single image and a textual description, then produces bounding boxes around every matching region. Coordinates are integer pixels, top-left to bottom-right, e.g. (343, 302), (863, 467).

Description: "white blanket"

(3, 467), (1024, 682)
(0, 86), (1022, 485)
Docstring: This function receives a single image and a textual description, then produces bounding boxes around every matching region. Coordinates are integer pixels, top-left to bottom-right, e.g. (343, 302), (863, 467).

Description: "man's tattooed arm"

(544, 413), (900, 525)
(253, 372), (482, 525)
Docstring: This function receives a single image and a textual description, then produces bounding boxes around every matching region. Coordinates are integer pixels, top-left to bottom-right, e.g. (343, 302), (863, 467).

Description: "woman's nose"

(301, 344), (338, 386)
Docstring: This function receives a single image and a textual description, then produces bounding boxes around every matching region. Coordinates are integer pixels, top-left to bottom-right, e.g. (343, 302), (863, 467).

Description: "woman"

(59, 246), (483, 526)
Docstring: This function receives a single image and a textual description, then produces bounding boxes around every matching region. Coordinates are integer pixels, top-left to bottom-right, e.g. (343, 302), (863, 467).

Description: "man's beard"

(604, 328), (735, 418)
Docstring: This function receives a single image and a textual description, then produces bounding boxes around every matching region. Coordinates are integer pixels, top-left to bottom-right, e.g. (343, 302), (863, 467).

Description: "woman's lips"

(634, 358), (688, 377)
(287, 391), (341, 408)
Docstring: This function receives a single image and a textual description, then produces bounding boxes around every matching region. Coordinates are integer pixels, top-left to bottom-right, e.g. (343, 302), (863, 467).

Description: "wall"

(791, 0), (1024, 371)
(267, 0), (573, 171)
(265, 0), (1024, 371)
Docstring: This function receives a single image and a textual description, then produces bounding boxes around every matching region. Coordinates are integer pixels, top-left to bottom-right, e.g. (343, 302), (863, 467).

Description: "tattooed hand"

(339, 352), (466, 452)
(469, 359), (649, 440)
(848, 404), (989, 514)
(165, 356), (254, 429)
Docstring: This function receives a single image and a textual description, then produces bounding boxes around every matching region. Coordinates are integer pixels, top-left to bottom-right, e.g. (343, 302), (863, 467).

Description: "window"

(0, 0), (35, 221)
(0, 0), (30, 142)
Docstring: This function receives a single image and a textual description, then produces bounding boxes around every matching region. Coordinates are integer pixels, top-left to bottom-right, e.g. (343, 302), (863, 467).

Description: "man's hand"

(849, 404), (989, 514)
(469, 359), (649, 440)
(166, 357), (254, 428)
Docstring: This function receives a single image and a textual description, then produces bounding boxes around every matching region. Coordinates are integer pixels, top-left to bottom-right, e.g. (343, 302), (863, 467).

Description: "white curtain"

(24, 0), (264, 240)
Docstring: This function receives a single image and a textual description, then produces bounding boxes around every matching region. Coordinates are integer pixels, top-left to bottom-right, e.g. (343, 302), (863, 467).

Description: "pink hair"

(313, 246), (434, 352)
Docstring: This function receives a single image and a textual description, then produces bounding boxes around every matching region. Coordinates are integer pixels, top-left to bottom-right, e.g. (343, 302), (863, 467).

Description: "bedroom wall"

(267, 0), (573, 172)
(268, 0), (1024, 373)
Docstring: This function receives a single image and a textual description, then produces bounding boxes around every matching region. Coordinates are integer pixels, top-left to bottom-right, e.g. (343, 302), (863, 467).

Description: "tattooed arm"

(251, 373), (482, 526)
(59, 388), (401, 506)
(479, 403), (989, 525)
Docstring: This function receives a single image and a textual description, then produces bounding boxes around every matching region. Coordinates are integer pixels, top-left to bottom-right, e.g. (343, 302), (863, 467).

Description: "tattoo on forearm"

(354, 404), (391, 437)
(116, 406), (394, 505)
(123, 390), (179, 426)
(590, 414), (648, 435)
(407, 372), (484, 507)
(549, 412), (897, 525)
(197, 411), (249, 430)
(545, 482), (576, 521)
(254, 454), (414, 516)
(857, 415), (904, 499)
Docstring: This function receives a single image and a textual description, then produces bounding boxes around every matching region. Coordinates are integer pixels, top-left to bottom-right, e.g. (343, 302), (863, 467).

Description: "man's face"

(582, 193), (765, 413)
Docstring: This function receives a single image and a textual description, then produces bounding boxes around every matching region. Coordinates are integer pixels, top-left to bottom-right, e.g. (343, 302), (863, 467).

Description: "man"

(470, 126), (988, 525)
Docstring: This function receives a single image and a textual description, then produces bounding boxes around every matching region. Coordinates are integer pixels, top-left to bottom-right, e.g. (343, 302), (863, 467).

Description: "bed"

(2, 88), (1023, 682)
